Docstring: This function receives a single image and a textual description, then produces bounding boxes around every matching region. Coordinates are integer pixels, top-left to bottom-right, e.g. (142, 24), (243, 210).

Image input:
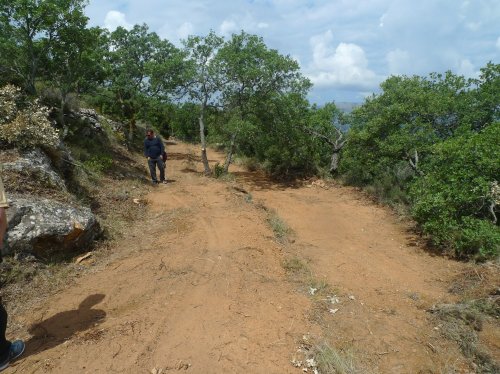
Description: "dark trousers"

(148, 157), (165, 182)
(0, 300), (10, 361)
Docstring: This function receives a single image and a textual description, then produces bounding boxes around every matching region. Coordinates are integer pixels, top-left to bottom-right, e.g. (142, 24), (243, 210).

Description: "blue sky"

(85, 0), (500, 105)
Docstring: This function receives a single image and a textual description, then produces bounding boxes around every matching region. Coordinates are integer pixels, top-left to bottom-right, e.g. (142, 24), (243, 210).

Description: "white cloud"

(177, 22), (194, 40)
(219, 13), (271, 37)
(379, 13), (386, 28)
(386, 49), (410, 75)
(85, 0), (500, 103)
(104, 10), (133, 31)
(457, 59), (478, 78)
(220, 20), (238, 36)
(307, 30), (378, 89)
(465, 21), (482, 31)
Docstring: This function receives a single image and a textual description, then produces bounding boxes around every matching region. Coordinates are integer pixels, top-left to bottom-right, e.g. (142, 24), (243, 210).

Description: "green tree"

(339, 64), (500, 258)
(42, 26), (108, 131)
(341, 71), (473, 187)
(0, 0), (89, 94)
(170, 102), (202, 142)
(216, 31), (310, 172)
(102, 24), (183, 145)
(464, 62), (500, 131)
(252, 92), (317, 178)
(410, 123), (500, 259)
(304, 103), (347, 174)
(182, 31), (224, 175)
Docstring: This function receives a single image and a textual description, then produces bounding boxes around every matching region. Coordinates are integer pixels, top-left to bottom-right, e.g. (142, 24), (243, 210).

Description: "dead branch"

(405, 149), (424, 176)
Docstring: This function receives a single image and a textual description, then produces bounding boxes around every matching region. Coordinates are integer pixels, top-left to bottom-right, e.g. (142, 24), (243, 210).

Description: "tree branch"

(406, 149), (424, 176)
(489, 201), (497, 225)
(303, 127), (335, 146)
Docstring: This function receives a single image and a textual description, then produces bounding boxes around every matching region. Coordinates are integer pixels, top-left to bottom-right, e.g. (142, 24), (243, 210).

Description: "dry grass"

(430, 263), (500, 373)
(266, 210), (293, 244)
(282, 257), (310, 277)
(294, 336), (362, 374)
(281, 255), (362, 372)
(2, 167), (75, 204)
(313, 342), (360, 374)
(448, 263), (500, 300)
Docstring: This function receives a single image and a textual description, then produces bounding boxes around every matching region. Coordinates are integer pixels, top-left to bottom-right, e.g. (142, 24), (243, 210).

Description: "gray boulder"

(2, 148), (66, 191)
(69, 108), (124, 134)
(3, 197), (101, 256)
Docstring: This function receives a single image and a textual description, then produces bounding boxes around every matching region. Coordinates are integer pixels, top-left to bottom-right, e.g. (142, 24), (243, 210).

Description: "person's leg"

(148, 159), (158, 182)
(158, 159), (165, 182)
(0, 301), (11, 363)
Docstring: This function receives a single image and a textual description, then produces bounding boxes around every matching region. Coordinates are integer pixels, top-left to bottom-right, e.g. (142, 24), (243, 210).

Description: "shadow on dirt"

(165, 152), (190, 161)
(24, 294), (106, 357)
(232, 170), (302, 191)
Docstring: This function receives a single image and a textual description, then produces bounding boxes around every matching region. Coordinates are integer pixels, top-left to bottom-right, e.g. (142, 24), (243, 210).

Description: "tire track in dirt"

(12, 144), (314, 373)
(249, 184), (469, 372)
(10, 142), (473, 373)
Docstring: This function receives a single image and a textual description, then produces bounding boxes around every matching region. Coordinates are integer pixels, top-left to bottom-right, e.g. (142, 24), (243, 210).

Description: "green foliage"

(339, 64), (500, 259)
(182, 30), (225, 174)
(455, 218), (500, 260)
(83, 155), (113, 174)
(170, 102), (201, 142)
(41, 25), (108, 101)
(90, 24), (185, 144)
(212, 162), (226, 178)
(253, 94), (320, 178)
(0, 0), (89, 94)
(410, 123), (500, 259)
(213, 31), (312, 172)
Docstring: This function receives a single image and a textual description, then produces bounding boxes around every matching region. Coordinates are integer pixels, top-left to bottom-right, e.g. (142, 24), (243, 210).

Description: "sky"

(85, 0), (500, 105)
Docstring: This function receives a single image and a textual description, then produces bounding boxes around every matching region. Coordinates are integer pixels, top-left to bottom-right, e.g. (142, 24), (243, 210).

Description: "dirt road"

(10, 142), (473, 373)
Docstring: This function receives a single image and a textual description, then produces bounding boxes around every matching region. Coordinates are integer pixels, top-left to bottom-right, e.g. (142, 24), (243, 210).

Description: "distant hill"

(335, 102), (361, 113)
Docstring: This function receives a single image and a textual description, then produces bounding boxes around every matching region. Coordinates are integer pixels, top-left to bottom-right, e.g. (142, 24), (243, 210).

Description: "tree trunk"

(128, 116), (136, 146)
(330, 150), (340, 174)
(199, 103), (211, 175)
(223, 133), (237, 173)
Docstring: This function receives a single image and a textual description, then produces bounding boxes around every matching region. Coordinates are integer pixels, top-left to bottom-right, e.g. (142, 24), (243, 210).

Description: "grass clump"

(313, 343), (359, 374)
(431, 302), (500, 373)
(282, 257), (309, 276)
(82, 155), (113, 175)
(267, 211), (292, 243)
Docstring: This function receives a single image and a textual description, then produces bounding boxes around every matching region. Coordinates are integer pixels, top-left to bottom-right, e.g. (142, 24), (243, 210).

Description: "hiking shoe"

(0, 340), (25, 371)
(161, 180), (168, 185)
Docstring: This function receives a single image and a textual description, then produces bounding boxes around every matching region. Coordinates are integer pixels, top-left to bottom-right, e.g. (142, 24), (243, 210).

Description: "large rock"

(2, 148), (66, 191)
(3, 197), (101, 256)
(70, 108), (124, 134)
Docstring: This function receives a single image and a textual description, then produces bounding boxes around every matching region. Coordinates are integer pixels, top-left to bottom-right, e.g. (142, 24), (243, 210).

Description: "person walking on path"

(0, 174), (25, 371)
(144, 129), (167, 184)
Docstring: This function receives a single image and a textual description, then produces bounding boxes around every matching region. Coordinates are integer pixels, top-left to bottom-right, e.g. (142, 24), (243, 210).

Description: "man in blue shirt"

(144, 129), (167, 184)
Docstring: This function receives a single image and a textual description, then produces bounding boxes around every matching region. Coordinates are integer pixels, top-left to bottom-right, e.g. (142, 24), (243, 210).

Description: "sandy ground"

(6, 141), (481, 373)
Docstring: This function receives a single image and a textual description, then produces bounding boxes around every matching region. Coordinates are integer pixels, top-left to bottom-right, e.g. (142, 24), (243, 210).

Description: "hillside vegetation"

(0, 0), (498, 259)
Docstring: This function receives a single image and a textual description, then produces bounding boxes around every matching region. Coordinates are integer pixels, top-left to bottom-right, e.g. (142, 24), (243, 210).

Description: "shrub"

(410, 123), (500, 259)
(0, 85), (60, 149)
(213, 162), (226, 178)
(454, 217), (500, 260)
(83, 155), (113, 174)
